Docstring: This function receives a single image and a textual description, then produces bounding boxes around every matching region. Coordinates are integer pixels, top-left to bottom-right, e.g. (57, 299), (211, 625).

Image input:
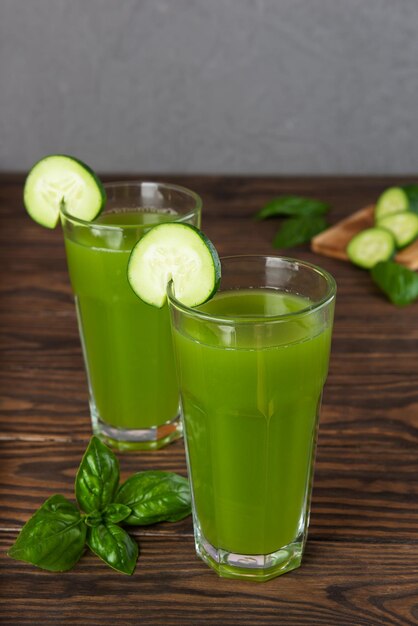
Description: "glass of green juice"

(168, 255), (336, 581)
(60, 182), (202, 450)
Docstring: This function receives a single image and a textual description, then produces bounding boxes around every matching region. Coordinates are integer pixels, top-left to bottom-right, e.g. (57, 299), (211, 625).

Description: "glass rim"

(60, 180), (202, 230)
(167, 255), (337, 325)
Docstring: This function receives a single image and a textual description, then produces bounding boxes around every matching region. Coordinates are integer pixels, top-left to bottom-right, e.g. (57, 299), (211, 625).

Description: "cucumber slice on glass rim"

(23, 154), (106, 228)
(127, 223), (221, 308)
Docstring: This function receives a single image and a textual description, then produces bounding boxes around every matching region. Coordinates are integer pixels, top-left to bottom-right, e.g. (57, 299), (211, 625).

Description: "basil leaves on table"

(371, 261), (418, 306)
(273, 215), (329, 249)
(255, 195), (329, 220)
(256, 195), (330, 248)
(8, 436), (192, 575)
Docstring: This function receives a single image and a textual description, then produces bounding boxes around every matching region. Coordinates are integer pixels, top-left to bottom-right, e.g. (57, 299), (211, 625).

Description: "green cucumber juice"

(64, 209), (181, 430)
(173, 289), (332, 556)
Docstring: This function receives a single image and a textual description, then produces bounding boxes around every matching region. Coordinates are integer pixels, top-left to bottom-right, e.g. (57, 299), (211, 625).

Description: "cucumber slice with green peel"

(346, 228), (395, 269)
(24, 155), (106, 229)
(375, 187), (409, 221)
(128, 223), (221, 308)
(377, 211), (418, 248)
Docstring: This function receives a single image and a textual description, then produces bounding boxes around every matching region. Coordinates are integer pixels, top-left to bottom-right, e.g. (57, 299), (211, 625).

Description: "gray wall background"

(1, 0), (418, 174)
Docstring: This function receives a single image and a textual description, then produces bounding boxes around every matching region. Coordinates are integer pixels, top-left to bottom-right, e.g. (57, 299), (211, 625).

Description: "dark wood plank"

(1, 532), (417, 626)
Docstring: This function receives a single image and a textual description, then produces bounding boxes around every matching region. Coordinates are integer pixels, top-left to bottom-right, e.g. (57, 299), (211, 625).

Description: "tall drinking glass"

(61, 182), (201, 450)
(168, 256), (336, 580)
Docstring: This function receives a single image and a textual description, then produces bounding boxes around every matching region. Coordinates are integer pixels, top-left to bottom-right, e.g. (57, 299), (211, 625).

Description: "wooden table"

(1, 175), (417, 625)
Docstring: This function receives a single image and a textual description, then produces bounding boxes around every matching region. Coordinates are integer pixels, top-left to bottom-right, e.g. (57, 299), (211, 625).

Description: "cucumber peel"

(127, 223), (221, 308)
(24, 154), (106, 229)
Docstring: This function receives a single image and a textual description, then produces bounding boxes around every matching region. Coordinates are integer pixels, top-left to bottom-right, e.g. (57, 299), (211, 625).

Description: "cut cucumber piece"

(24, 154), (106, 229)
(375, 187), (409, 221)
(346, 228), (395, 269)
(377, 211), (418, 248)
(128, 223), (221, 308)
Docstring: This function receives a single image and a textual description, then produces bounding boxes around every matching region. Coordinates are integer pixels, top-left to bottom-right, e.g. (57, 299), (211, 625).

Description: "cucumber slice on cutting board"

(377, 211), (418, 248)
(127, 223), (221, 308)
(346, 227), (395, 269)
(24, 155), (106, 228)
(375, 184), (418, 220)
(375, 187), (409, 221)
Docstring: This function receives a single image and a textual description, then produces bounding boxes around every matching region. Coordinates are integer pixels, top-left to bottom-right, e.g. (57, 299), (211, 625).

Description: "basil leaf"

(85, 504), (131, 527)
(84, 510), (103, 528)
(103, 503), (131, 524)
(8, 495), (86, 572)
(75, 436), (119, 513)
(87, 523), (138, 575)
(115, 471), (191, 525)
(255, 195), (329, 220)
(273, 215), (328, 249)
(371, 261), (418, 306)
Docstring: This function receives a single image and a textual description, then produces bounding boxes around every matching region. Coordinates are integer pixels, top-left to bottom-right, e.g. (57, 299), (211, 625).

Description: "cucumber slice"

(377, 211), (418, 248)
(23, 155), (106, 229)
(128, 223), (221, 308)
(347, 228), (395, 269)
(375, 187), (409, 221)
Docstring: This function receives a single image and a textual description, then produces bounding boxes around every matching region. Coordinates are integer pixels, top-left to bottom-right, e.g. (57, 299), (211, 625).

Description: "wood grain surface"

(1, 174), (418, 625)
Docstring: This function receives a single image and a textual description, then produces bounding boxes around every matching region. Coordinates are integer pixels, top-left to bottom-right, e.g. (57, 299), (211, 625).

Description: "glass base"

(91, 412), (182, 451)
(195, 529), (304, 582)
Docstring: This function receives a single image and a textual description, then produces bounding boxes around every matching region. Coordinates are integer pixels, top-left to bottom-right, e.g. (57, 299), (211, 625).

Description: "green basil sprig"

(256, 195), (330, 248)
(8, 436), (191, 575)
(273, 214), (328, 249)
(255, 195), (329, 220)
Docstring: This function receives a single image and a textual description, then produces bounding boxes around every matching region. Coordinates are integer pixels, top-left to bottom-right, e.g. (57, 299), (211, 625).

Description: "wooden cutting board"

(311, 205), (418, 270)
